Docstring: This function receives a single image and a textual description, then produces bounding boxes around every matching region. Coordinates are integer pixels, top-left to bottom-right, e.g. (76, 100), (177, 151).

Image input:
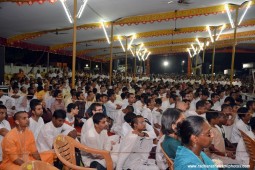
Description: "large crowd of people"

(0, 68), (254, 169)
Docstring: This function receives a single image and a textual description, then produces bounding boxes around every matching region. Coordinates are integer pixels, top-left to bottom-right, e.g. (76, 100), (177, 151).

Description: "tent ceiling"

(0, 0), (255, 61)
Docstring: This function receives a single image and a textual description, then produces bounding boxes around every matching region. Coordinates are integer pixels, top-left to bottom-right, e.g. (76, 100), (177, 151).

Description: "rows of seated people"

(0, 72), (254, 169)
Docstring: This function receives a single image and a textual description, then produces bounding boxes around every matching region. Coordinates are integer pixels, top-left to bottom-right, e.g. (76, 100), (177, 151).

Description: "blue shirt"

(162, 135), (181, 160)
(174, 146), (218, 170)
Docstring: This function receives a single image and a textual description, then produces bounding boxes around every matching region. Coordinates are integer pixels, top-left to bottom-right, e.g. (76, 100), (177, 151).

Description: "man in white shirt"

(236, 117), (255, 165)
(37, 109), (77, 153)
(185, 100), (207, 118)
(111, 105), (134, 136)
(29, 99), (44, 141)
(0, 89), (15, 117)
(121, 93), (139, 114)
(231, 107), (252, 145)
(105, 92), (121, 120)
(161, 94), (178, 112)
(211, 93), (221, 111)
(81, 103), (103, 144)
(81, 113), (111, 169)
(117, 115), (159, 170)
(0, 105), (11, 162)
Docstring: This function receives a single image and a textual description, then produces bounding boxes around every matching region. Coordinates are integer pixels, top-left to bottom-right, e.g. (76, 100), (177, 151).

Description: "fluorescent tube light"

(77, 0), (88, 18)
(101, 22), (111, 44)
(207, 26), (214, 43)
(225, 4), (234, 28)
(60, 0), (73, 23)
(216, 24), (226, 41)
(238, 1), (252, 25)
(118, 36), (125, 52)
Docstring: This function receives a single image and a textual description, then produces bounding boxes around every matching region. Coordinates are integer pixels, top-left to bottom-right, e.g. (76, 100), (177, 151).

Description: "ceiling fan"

(166, 0), (192, 5)
(177, 0), (191, 4)
(53, 29), (68, 35)
(79, 43), (92, 47)
(173, 10), (181, 32)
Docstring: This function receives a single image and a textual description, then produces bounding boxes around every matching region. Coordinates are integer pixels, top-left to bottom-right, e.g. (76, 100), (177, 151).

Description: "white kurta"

(81, 125), (109, 167)
(36, 121), (74, 152)
(29, 117), (44, 141)
(111, 110), (125, 136)
(116, 130), (159, 170)
(0, 120), (11, 161)
(141, 108), (153, 125)
(105, 100), (120, 120)
(231, 119), (251, 144)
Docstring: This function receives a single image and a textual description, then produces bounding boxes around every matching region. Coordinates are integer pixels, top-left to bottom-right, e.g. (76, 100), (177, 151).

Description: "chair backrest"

(54, 135), (113, 170)
(21, 160), (58, 170)
(160, 142), (174, 170)
(240, 130), (255, 161)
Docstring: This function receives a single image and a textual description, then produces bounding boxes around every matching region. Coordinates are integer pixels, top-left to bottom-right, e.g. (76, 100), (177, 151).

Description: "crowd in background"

(0, 68), (254, 169)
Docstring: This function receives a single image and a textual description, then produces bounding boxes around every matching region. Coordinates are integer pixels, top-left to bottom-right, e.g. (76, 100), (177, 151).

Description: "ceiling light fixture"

(187, 48), (192, 58)
(238, 1), (252, 25)
(144, 52), (151, 61)
(196, 38), (203, 50)
(216, 24), (226, 41)
(141, 49), (147, 61)
(137, 43), (144, 55)
(225, 4), (234, 28)
(77, 0), (88, 18)
(207, 26), (214, 43)
(60, 0), (73, 23)
(118, 36), (125, 52)
(128, 34), (136, 50)
(130, 48), (135, 56)
(101, 21), (111, 44)
(191, 44), (197, 55)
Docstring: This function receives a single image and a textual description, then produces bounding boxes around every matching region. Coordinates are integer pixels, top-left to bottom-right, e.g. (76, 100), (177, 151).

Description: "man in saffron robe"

(0, 111), (41, 170)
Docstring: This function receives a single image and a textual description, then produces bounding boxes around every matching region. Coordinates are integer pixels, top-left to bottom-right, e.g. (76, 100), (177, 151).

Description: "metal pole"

(211, 28), (217, 83)
(195, 52), (198, 76)
(47, 52), (50, 73)
(125, 37), (128, 81)
(90, 60), (91, 71)
(101, 62), (103, 74)
(202, 41), (206, 63)
(230, 8), (239, 85)
(140, 59), (143, 76)
(134, 46), (136, 75)
(109, 23), (114, 85)
(71, 0), (77, 88)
